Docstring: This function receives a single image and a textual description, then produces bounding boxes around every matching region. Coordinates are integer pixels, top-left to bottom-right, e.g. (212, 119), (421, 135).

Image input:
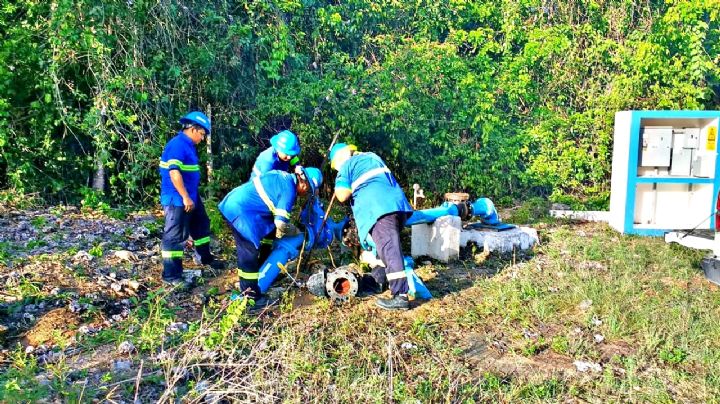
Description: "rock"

(35, 373), (52, 386)
(112, 359), (132, 372)
(401, 342), (416, 350)
(182, 269), (202, 283)
(68, 300), (83, 313)
(72, 250), (94, 264)
(127, 280), (140, 291)
(117, 340), (136, 355)
(573, 360), (602, 373)
(39, 351), (60, 365)
(25, 345), (35, 354)
(578, 299), (593, 311)
(594, 334), (605, 343)
(110, 283), (122, 293)
(551, 203), (571, 210)
(166, 322), (188, 334)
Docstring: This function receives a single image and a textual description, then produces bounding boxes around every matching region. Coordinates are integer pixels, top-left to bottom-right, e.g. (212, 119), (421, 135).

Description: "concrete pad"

(460, 226), (539, 254)
(411, 216), (461, 262)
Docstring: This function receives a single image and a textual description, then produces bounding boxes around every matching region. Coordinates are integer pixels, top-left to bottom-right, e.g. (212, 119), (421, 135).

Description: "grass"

(2, 204), (720, 402)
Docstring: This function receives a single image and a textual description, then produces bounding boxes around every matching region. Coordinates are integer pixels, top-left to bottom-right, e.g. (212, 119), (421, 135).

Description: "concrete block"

(460, 226), (539, 253)
(549, 210), (610, 222)
(411, 215), (461, 262)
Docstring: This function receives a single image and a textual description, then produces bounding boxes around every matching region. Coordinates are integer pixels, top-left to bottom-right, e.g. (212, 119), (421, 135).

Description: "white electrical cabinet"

(610, 110), (720, 235)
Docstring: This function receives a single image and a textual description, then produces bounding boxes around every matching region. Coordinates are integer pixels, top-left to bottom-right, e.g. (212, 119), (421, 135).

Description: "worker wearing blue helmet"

(250, 130), (302, 179)
(329, 143), (414, 310)
(219, 166), (323, 304)
(250, 129), (303, 264)
(159, 111), (222, 287)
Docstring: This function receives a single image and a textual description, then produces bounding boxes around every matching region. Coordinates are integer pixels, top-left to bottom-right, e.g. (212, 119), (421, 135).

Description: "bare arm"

(334, 188), (352, 203)
(170, 170), (194, 212)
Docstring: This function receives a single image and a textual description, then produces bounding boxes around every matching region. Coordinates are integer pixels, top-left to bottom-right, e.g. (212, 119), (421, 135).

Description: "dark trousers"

(369, 212), (409, 295)
(258, 231), (276, 266)
(227, 220), (262, 298)
(161, 199), (212, 280)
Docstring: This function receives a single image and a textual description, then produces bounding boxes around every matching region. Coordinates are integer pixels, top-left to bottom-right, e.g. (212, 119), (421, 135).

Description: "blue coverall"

(335, 152), (413, 295)
(218, 171), (297, 298)
(159, 132), (212, 280)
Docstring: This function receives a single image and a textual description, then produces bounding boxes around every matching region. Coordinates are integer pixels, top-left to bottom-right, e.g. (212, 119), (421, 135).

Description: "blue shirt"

(250, 147), (289, 179)
(159, 132), (200, 206)
(219, 171), (297, 248)
(335, 152), (413, 245)
(250, 147), (300, 179)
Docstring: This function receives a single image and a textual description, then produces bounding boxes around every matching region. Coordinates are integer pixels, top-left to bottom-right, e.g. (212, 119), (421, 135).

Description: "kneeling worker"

(329, 143), (414, 310)
(218, 167), (323, 304)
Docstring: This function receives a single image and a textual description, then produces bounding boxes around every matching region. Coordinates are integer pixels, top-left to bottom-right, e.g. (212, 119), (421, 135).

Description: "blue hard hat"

(329, 143), (357, 170)
(270, 130), (301, 156)
(179, 111), (211, 134)
(301, 167), (323, 195)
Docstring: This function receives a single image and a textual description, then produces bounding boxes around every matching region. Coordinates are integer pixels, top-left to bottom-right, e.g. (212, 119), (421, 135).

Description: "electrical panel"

(640, 126), (709, 177)
(610, 110), (720, 236)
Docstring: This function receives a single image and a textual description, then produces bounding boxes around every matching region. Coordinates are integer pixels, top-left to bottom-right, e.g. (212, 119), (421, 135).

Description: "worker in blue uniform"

(159, 111), (222, 286)
(250, 130), (302, 179)
(219, 167), (323, 305)
(329, 143), (414, 310)
(250, 129), (303, 264)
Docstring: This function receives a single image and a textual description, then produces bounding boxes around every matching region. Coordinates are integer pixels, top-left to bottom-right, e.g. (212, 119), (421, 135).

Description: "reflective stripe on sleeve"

(350, 167), (391, 191)
(159, 159), (200, 172)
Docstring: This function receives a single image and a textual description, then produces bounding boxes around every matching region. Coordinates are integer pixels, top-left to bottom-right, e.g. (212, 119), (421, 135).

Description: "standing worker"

(159, 111), (222, 287)
(329, 143), (414, 310)
(250, 130), (302, 179)
(219, 167), (323, 305)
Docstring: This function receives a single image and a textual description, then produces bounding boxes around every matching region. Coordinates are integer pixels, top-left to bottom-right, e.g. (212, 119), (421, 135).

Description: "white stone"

(573, 360), (602, 373)
(411, 215), (461, 262)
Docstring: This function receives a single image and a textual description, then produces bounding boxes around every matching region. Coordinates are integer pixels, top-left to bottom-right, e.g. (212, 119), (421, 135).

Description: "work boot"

(359, 273), (386, 296)
(375, 294), (409, 311)
(204, 258), (226, 271)
(162, 277), (191, 291)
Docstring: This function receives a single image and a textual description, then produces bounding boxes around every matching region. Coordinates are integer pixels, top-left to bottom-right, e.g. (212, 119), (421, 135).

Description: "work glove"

(275, 221), (299, 238)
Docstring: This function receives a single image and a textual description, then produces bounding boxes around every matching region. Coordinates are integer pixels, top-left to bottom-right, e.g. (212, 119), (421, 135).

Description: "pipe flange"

(325, 268), (359, 303)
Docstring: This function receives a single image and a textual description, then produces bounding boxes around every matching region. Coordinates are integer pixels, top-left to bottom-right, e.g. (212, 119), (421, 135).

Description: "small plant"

(204, 298), (249, 348)
(658, 346), (688, 365)
(136, 290), (177, 352)
(30, 216), (47, 229)
(88, 244), (103, 258)
(550, 336), (570, 354)
(0, 346), (48, 402)
(0, 241), (11, 263)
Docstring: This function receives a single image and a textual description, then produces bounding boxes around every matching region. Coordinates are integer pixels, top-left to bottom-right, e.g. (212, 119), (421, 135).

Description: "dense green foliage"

(1, 0), (718, 207)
